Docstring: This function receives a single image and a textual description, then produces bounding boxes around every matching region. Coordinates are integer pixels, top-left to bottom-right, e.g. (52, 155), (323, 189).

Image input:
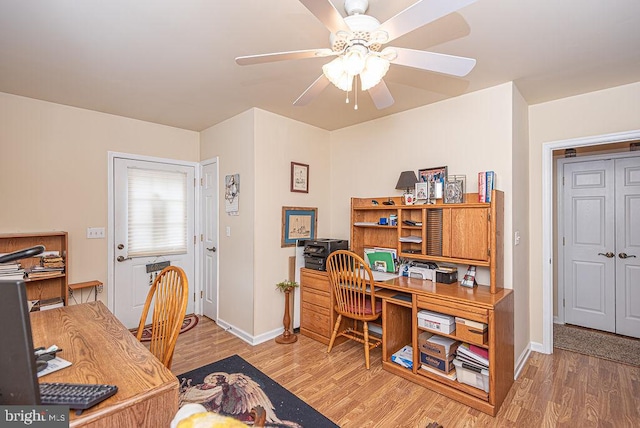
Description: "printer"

(303, 238), (348, 271)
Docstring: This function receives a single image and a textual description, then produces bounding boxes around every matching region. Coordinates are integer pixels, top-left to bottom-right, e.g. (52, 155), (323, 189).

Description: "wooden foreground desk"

(30, 301), (179, 427)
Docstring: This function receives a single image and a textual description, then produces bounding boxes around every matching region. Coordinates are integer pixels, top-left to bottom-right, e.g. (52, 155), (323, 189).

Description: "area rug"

(130, 314), (198, 342)
(177, 354), (338, 427)
(554, 323), (640, 367)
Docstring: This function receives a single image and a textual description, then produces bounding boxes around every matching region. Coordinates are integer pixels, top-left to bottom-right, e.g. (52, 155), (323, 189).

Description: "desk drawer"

(302, 288), (330, 308)
(417, 296), (489, 324)
(301, 269), (330, 293)
(302, 302), (330, 337)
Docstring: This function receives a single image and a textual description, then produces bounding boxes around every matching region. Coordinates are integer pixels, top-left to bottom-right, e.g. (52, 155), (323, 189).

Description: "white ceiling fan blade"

(293, 75), (330, 106)
(368, 79), (394, 109)
(377, 0), (477, 43)
(298, 0), (350, 34)
(236, 49), (334, 65)
(392, 47), (476, 77)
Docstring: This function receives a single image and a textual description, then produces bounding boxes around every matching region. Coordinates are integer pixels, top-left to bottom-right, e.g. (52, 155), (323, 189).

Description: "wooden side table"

(68, 280), (102, 304)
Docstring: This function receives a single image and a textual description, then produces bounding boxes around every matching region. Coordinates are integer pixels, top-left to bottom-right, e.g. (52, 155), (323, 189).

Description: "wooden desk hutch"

(300, 191), (514, 416)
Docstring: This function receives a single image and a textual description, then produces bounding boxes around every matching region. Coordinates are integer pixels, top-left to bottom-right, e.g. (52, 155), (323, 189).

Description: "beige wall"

(199, 108), (331, 338)
(528, 81), (640, 344)
(511, 85), (531, 356)
(200, 109), (256, 335)
(253, 109), (330, 336)
(329, 83), (529, 359)
(0, 92), (199, 303)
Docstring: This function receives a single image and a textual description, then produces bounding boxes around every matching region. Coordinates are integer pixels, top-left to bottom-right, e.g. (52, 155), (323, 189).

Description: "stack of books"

(0, 262), (25, 280)
(477, 171), (496, 203)
(26, 254), (65, 279)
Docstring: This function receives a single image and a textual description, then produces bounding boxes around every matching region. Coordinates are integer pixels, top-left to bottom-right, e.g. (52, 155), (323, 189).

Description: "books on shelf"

(477, 171), (496, 203)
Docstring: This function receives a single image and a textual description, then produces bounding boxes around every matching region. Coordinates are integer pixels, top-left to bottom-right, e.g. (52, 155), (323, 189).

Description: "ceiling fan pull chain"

(354, 75), (359, 110)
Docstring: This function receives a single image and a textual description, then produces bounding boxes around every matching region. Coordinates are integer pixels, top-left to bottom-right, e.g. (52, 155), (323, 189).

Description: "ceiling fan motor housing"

(344, 0), (368, 16)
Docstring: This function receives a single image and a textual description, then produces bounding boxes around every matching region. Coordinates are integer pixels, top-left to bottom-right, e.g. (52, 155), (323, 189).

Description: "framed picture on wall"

(281, 206), (317, 247)
(291, 162), (309, 193)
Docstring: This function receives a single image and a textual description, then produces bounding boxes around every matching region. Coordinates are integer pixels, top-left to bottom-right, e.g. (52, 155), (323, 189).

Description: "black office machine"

(303, 239), (348, 271)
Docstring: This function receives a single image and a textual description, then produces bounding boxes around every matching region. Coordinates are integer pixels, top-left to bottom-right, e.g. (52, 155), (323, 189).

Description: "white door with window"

(201, 160), (218, 321)
(113, 156), (196, 329)
(563, 156), (640, 338)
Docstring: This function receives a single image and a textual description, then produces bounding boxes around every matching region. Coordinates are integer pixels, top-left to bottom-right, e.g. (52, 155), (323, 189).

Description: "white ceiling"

(1, 0), (639, 132)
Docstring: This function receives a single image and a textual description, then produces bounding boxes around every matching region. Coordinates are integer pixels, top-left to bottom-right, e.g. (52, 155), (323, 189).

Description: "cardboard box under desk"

(455, 318), (488, 345)
(420, 351), (455, 374)
(418, 331), (460, 358)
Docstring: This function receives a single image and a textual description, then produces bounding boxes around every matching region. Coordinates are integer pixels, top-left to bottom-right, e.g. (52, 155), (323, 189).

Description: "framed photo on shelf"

(418, 166), (447, 200)
(415, 182), (428, 203)
(291, 162), (309, 193)
(444, 175), (466, 204)
(281, 206), (317, 247)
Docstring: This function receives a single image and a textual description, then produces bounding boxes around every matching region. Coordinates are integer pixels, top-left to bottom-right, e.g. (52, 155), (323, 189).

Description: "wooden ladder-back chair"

(136, 266), (189, 369)
(326, 250), (382, 369)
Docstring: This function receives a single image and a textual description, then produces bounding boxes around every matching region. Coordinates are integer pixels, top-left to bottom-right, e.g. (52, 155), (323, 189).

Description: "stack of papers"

(399, 235), (422, 243)
(456, 343), (489, 373)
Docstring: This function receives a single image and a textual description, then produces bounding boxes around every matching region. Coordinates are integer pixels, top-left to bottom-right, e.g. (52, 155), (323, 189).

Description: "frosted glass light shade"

(360, 55), (389, 90)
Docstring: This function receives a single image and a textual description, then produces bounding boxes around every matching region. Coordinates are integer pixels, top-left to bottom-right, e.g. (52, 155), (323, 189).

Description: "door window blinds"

(127, 167), (188, 257)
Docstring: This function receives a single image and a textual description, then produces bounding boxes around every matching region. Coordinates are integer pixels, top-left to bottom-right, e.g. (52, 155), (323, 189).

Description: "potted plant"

(275, 279), (299, 344)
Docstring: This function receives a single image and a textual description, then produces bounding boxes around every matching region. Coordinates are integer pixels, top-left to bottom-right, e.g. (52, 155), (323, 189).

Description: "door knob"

(206, 247), (217, 252)
(116, 255), (131, 262)
(597, 252), (615, 258)
(618, 253), (637, 259)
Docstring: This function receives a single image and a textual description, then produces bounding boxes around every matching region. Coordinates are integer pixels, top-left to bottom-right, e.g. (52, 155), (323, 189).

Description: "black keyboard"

(40, 382), (118, 412)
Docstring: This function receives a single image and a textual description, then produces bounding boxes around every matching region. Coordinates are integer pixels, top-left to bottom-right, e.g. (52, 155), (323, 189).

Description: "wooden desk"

(300, 268), (514, 416)
(30, 302), (179, 427)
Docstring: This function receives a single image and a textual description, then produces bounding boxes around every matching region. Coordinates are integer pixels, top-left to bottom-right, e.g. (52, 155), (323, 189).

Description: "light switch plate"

(87, 227), (105, 239)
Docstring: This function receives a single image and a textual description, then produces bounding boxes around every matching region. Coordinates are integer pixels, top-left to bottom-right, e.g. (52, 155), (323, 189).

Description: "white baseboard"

(514, 344), (532, 379)
(215, 319), (283, 345)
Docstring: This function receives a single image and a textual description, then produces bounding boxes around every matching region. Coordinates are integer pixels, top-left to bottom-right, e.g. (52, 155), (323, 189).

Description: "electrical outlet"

(226, 226), (231, 237)
(87, 227), (105, 239)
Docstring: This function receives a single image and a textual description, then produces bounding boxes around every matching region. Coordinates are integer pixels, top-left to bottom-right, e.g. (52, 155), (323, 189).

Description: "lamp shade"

(395, 171), (418, 191)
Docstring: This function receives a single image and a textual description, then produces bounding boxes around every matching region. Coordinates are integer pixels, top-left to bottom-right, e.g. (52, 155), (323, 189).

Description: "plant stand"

(275, 288), (297, 344)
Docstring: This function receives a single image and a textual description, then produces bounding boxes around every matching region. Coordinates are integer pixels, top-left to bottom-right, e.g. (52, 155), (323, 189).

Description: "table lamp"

(395, 171), (418, 205)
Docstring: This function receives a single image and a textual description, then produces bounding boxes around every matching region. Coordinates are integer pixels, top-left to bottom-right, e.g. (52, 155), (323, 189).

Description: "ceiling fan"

(235, 0), (477, 110)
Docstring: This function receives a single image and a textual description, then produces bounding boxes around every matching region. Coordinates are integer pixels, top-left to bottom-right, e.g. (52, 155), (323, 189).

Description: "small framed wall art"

(281, 206), (317, 247)
(291, 162), (309, 193)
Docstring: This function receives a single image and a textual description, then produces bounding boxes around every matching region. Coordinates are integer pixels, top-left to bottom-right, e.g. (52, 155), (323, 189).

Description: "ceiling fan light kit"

(235, 0), (478, 109)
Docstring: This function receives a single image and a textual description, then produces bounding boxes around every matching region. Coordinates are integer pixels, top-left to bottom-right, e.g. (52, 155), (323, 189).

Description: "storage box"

(420, 351), (455, 373)
(435, 269), (458, 284)
(417, 310), (456, 334)
(453, 358), (489, 393)
(391, 345), (413, 369)
(455, 317), (488, 344)
(418, 331), (460, 357)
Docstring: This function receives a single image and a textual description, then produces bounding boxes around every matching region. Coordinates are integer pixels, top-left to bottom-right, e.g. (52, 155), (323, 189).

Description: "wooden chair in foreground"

(136, 265), (189, 369)
(326, 250), (382, 369)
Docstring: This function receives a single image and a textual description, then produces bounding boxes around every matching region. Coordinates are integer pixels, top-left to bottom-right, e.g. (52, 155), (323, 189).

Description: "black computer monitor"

(0, 280), (41, 405)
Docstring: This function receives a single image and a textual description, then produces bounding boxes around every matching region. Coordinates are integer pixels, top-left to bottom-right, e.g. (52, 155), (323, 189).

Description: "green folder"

(366, 251), (395, 273)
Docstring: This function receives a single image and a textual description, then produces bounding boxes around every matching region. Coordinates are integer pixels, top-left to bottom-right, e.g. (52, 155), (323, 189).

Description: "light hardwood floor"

(170, 317), (640, 428)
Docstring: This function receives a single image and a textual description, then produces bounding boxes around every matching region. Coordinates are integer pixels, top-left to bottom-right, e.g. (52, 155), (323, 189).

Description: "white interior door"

(563, 160), (616, 332)
(113, 156), (196, 329)
(614, 157), (640, 337)
(201, 160), (218, 321)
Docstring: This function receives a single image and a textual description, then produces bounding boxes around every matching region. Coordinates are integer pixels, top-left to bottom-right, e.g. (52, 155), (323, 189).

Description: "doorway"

(108, 153), (197, 329)
(541, 129), (640, 354)
(559, 155), (640, 338)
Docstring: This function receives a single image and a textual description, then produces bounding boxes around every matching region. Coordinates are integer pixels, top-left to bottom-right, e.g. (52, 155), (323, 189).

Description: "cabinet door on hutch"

(447, 207), (490, 262)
